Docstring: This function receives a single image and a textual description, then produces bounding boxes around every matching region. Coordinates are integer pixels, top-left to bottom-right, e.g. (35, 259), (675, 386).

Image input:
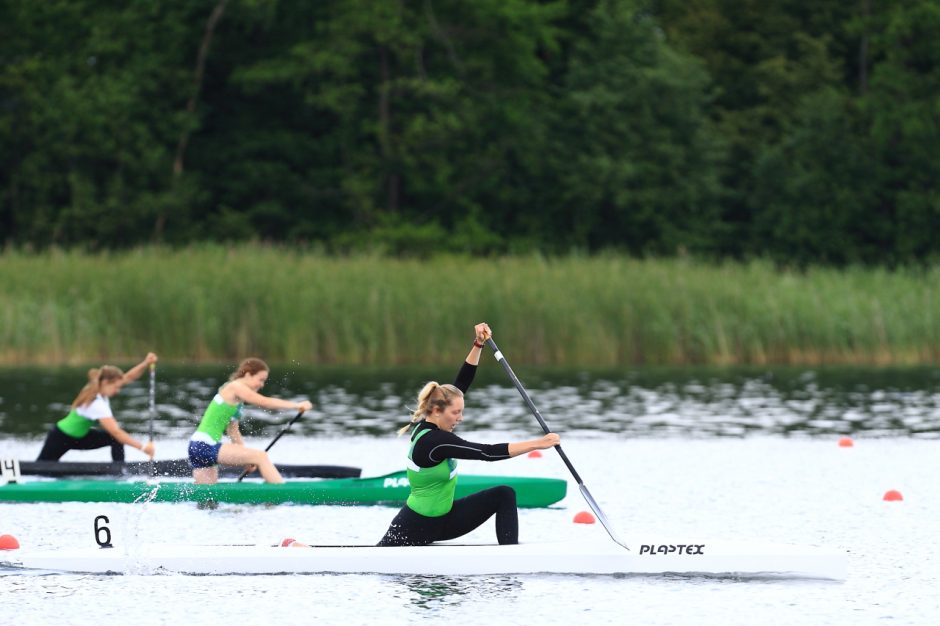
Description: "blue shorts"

(188, 440), (222, 469)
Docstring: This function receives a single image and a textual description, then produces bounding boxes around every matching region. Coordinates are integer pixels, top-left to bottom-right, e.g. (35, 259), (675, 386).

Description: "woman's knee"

(494, 485), (517, 505)
(250, 449), (272, 464)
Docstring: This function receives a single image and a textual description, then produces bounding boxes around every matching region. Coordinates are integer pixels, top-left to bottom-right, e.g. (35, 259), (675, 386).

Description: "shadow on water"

(392, 574), (522, 610)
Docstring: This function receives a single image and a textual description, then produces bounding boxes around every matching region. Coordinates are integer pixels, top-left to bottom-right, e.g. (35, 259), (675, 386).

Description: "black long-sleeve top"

(409, 361), (511, 468)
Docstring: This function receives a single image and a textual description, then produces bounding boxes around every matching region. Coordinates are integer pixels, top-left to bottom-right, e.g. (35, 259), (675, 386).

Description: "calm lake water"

(1, 364), (939, 625)
(2, 363), (940, 440)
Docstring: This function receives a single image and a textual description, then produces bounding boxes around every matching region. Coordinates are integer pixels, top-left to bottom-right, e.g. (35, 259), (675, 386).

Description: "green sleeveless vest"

(405, 427), (458, 517)
(56, 408), (95, 438)
(195, 394), (242, 443)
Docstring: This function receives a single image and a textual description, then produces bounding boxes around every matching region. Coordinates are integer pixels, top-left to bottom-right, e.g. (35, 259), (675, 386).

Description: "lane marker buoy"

(573, 511), (595, 524)
(0, 534), (20, 550)
(883, 490), (903, 502)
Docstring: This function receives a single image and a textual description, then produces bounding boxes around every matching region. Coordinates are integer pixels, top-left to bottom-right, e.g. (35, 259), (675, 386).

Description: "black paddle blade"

(579, 484), (630, 551)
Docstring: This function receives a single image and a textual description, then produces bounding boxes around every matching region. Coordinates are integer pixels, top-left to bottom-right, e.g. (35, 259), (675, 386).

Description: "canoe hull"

(0, 540), (847, 579)
(0, 471), (567, 508)
(15, 460), (361, 479)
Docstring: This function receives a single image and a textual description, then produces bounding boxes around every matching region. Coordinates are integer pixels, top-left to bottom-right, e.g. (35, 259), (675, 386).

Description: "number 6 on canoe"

(485, 338), (630, 551)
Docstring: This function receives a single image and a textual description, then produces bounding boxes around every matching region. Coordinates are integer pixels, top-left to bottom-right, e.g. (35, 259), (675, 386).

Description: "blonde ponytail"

(71, 365), (124, 408)
(397, 382), (463, 436)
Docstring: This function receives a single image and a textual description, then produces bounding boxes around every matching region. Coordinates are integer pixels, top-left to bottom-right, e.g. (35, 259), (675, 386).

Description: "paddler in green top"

(188, 357), (313, 484)
(281, 324), (558, 550)
(376, 323), (560, 547)
(36, 353), (159, 462)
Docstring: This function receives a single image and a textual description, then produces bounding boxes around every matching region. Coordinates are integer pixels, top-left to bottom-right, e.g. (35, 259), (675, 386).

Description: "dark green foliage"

(542, 0), (724, 255)
(1, 0), (938, 265)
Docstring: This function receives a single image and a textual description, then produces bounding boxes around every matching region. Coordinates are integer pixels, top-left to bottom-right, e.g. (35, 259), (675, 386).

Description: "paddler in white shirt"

(36, 353), (159, 462)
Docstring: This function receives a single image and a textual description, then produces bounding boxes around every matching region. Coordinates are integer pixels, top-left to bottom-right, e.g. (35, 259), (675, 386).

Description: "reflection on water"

(395, 574), (521, 610)
(0, 571), (90, 596)
(1, 364), (939, 439)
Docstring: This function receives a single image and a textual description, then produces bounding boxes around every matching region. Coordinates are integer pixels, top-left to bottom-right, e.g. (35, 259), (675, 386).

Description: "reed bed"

(2, 246), (940, 366)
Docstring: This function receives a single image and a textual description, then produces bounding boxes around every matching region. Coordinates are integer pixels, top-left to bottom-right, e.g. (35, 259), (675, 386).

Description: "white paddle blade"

(579, 483), (630, 551)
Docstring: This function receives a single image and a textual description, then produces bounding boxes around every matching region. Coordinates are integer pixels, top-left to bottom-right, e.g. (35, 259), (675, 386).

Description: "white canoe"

(0, 539), (846, 579)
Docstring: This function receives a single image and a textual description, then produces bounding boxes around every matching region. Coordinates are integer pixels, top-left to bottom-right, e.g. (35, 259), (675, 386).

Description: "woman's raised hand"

(474, 322), (492, 344)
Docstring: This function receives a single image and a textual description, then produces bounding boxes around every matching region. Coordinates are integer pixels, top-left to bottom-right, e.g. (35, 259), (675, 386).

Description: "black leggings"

(377, 485), (518, 546)
(36, 426), (125, 462)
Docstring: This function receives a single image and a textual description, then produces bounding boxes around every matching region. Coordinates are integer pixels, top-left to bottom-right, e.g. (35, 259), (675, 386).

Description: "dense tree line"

(1, 0), (938, 265)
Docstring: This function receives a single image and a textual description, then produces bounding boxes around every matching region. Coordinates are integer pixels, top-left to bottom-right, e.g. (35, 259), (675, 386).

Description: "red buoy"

(0, 534), (20, 550)
(837, 437), (854, 447)
(527, 450), (543, 458)
(573, 511), (596, 524)
(883, 490), (903, 502)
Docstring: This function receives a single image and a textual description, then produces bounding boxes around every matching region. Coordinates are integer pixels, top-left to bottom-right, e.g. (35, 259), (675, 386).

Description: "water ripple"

(1, 365), (940, 439)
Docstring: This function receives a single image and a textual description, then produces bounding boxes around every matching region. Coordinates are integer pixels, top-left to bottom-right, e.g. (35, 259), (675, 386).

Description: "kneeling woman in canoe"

(37, 353), (159, 462)
(189, 358), (313, 484)
(377, 323), (559, 547)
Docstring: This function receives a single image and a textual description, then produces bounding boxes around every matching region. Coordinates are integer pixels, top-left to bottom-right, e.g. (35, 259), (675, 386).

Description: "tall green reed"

(2, 246), (939, 366)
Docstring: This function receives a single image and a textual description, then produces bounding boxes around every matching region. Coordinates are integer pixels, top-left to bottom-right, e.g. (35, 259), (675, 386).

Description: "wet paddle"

(237, 410), (306, 482)
(485, 338), (630, 551)
(148, 363), (156, 477)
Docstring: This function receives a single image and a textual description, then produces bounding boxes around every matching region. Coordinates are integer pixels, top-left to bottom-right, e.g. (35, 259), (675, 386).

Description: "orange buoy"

(837, 437), (854, 447)
(573, 511), (596, 524)
(883, 490), (903, 501)
(0, 534), (20, 550)
(527, 450), (543, 458)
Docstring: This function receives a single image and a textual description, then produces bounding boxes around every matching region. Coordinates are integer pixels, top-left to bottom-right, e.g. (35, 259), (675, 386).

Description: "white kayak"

(0, 539), (846, 579)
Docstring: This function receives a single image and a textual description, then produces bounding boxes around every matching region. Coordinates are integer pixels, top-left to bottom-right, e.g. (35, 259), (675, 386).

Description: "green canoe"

(0, 471), (567, 507)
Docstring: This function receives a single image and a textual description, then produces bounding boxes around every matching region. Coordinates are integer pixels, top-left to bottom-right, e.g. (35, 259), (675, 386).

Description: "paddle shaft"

(148, 364), (156, 442)
(237, 410), (305, 482)
(148, 364), (156, 475)
(484, 341), (584, 482)
(485, 337), (630, 551)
